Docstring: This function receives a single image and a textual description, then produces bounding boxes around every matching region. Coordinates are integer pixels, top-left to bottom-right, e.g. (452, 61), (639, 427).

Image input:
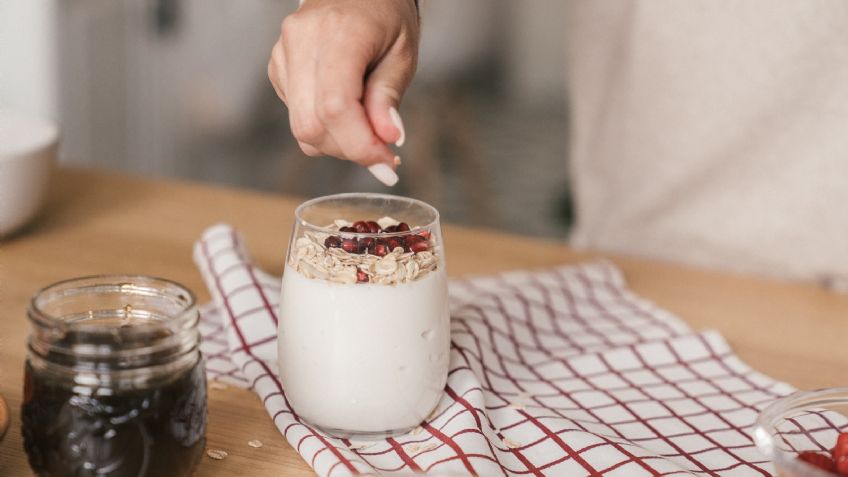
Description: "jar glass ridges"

(279, 193), (450, 438)
(22, 275), (207, 477)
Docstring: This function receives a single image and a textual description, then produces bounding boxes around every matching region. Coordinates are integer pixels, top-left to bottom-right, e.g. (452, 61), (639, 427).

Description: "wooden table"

(1, 168), (845, 475)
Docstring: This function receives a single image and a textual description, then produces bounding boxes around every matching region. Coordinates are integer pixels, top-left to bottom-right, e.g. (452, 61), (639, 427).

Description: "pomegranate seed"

(324, 236), (342, 248)
(341, 239), (360, 254)
(410, 240), (429, 253)
(384, 225), (398, 233)
(366, 221), (381, 233)
(358, 237), (376, 254)
(353, 221), (369, 233)
(356, 269), (369, 283)
(798, 451), (836, 472)
(339, 226), (355, 233)
(833, 433), (848, 461)
(418, 230), (431, 240)
(397, 222), (410, 232)
(836, 455), (848, 475)
(374, 244), (388, 257)
(387, 238), (403, 252)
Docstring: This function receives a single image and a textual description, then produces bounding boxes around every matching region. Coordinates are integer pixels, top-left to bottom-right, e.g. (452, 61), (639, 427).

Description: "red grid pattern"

(194, 223), (799, 476)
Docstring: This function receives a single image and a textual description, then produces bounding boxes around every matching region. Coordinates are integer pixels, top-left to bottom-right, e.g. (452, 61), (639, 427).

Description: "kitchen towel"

(194, 223), (805, 476)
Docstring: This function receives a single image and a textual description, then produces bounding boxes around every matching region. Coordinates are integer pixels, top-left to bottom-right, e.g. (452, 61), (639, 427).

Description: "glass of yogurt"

(279, 193), (450, 438)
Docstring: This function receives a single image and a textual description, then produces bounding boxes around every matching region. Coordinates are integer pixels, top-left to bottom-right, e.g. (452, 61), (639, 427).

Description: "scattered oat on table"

(502, 437), (521, 449)
(421, 442), (438, 452)
(404, 443), (421, 454)
(209, 381), (228, 391)
(347, 442), (375, 451)
(207, 449), (228, 460)
(248, 439), (263, 448)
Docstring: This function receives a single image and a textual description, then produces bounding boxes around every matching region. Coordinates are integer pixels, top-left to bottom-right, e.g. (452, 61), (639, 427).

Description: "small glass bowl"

(754, 387), (848, 476)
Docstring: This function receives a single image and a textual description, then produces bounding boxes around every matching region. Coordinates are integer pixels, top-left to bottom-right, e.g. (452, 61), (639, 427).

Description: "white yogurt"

(278, 264), (450, 435)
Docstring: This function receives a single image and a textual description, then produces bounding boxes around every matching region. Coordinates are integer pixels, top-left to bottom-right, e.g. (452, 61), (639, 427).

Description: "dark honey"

(21, 358), (206, 477)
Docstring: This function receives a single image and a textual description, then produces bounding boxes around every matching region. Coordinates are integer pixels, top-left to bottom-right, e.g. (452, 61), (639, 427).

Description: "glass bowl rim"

(294, 192), (441, 238)
(754, 387), (848, 476)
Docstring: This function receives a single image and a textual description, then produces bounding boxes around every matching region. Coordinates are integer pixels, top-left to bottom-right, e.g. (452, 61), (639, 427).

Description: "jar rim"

(28, 274), (197, 331)
(294, 192), (441, 237)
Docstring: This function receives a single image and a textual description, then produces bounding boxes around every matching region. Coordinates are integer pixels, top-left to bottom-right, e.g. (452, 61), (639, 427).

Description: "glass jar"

(279, 193), (450, 438)
(22, 276), (207, 477)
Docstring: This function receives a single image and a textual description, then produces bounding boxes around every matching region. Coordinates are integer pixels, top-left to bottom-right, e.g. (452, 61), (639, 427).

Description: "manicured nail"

(389, 106), (405, 147)
(368, 163), (399, 187)
(394, 155), (402, 166)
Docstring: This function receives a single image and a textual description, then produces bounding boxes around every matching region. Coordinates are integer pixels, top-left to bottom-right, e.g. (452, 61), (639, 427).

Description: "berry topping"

(834, 433), (848, 462)
(359, 237), (376, 254)
(374, 244), (388, 257)
(352, 221), (369, 233)
(324, 236), (342, 248)
(798, 451), (836, 472)
(397, 222), (410, 232)
(366, 221), (381, 233)
(341, 239), (360, 254)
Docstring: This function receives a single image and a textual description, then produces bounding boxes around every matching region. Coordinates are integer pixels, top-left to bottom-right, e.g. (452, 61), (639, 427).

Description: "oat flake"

(207, 449), (228, 460)
(248, 440), (263, 448)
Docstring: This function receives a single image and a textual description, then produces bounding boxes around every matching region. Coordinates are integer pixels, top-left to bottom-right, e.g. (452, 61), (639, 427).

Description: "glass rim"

(753, 387), (848, 474)
(28, 274), (197, 331)
(294, 192), (441, 237)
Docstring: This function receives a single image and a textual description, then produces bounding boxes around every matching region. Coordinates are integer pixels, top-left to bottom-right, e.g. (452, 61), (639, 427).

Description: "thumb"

(363, 51), (415, 147)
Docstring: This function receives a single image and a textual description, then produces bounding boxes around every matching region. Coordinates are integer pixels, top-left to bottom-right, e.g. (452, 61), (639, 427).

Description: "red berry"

(397, 222), (410, 232)
(324, 236), (341, 248)
(418, 230), (431, 240)
(374, 244), (388, 257)
(387, 238), (403, 252)
(366, 221), (381, 233)
(356, 269), (369, 283)
(384, 225), (398, 233)
(834, 433), (848, 461)
(836, 455), (848, 475)
(410, 240), (429, 253)
(358, 237), (376, 254)
(798, 452), (836, 472)
(341, 238), (360, 254)
(353, 221), (369, 233)
(339, 226), (355, 233)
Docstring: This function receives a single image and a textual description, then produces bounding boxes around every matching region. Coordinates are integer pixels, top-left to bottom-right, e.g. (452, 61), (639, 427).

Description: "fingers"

(267, 42), (287, 104)
(364, 40), (416, 147)
(312, 34), (397, 168)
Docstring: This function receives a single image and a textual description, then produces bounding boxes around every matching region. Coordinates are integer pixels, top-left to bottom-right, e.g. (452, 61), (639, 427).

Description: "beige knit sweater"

(564, 0), (848, 286)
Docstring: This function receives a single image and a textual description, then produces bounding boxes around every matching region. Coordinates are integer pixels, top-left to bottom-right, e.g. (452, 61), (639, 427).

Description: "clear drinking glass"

(279, 193), (450, 438)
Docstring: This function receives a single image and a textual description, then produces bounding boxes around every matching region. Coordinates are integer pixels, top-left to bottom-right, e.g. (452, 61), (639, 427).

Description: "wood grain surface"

(0, 168), (845, 476)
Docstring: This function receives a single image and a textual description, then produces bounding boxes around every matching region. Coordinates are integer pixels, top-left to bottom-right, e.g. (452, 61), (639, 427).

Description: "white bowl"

(0, 111), (58, 237)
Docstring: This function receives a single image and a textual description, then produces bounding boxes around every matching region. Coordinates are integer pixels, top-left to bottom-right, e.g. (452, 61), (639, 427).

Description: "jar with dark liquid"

(22, 276), (207, 477)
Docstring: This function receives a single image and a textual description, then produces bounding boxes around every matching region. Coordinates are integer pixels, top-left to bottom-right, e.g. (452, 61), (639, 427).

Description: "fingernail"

(389, 106), (405, 147)
(394, 155), (402, 166)
(368, 163), (399, 187)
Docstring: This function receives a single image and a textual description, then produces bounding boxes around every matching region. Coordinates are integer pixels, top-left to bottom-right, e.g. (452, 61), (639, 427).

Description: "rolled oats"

(289, 216), (439, 286)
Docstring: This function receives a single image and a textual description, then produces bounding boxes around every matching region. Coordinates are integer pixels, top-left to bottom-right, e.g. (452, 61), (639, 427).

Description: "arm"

(267, 0), (420, 185)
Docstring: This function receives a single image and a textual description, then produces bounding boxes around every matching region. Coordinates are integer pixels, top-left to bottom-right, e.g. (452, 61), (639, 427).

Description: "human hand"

(268, 0), (420, 186)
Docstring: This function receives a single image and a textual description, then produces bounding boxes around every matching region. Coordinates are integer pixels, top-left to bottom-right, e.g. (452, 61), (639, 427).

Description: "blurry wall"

(0, 0), (572, 237)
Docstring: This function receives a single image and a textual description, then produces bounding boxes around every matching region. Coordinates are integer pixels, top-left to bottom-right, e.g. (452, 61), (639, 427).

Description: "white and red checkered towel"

(193, 223), (796, 476)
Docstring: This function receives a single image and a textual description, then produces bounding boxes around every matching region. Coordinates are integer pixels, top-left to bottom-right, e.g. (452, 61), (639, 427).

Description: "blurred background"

(0, 0), (571, 238)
